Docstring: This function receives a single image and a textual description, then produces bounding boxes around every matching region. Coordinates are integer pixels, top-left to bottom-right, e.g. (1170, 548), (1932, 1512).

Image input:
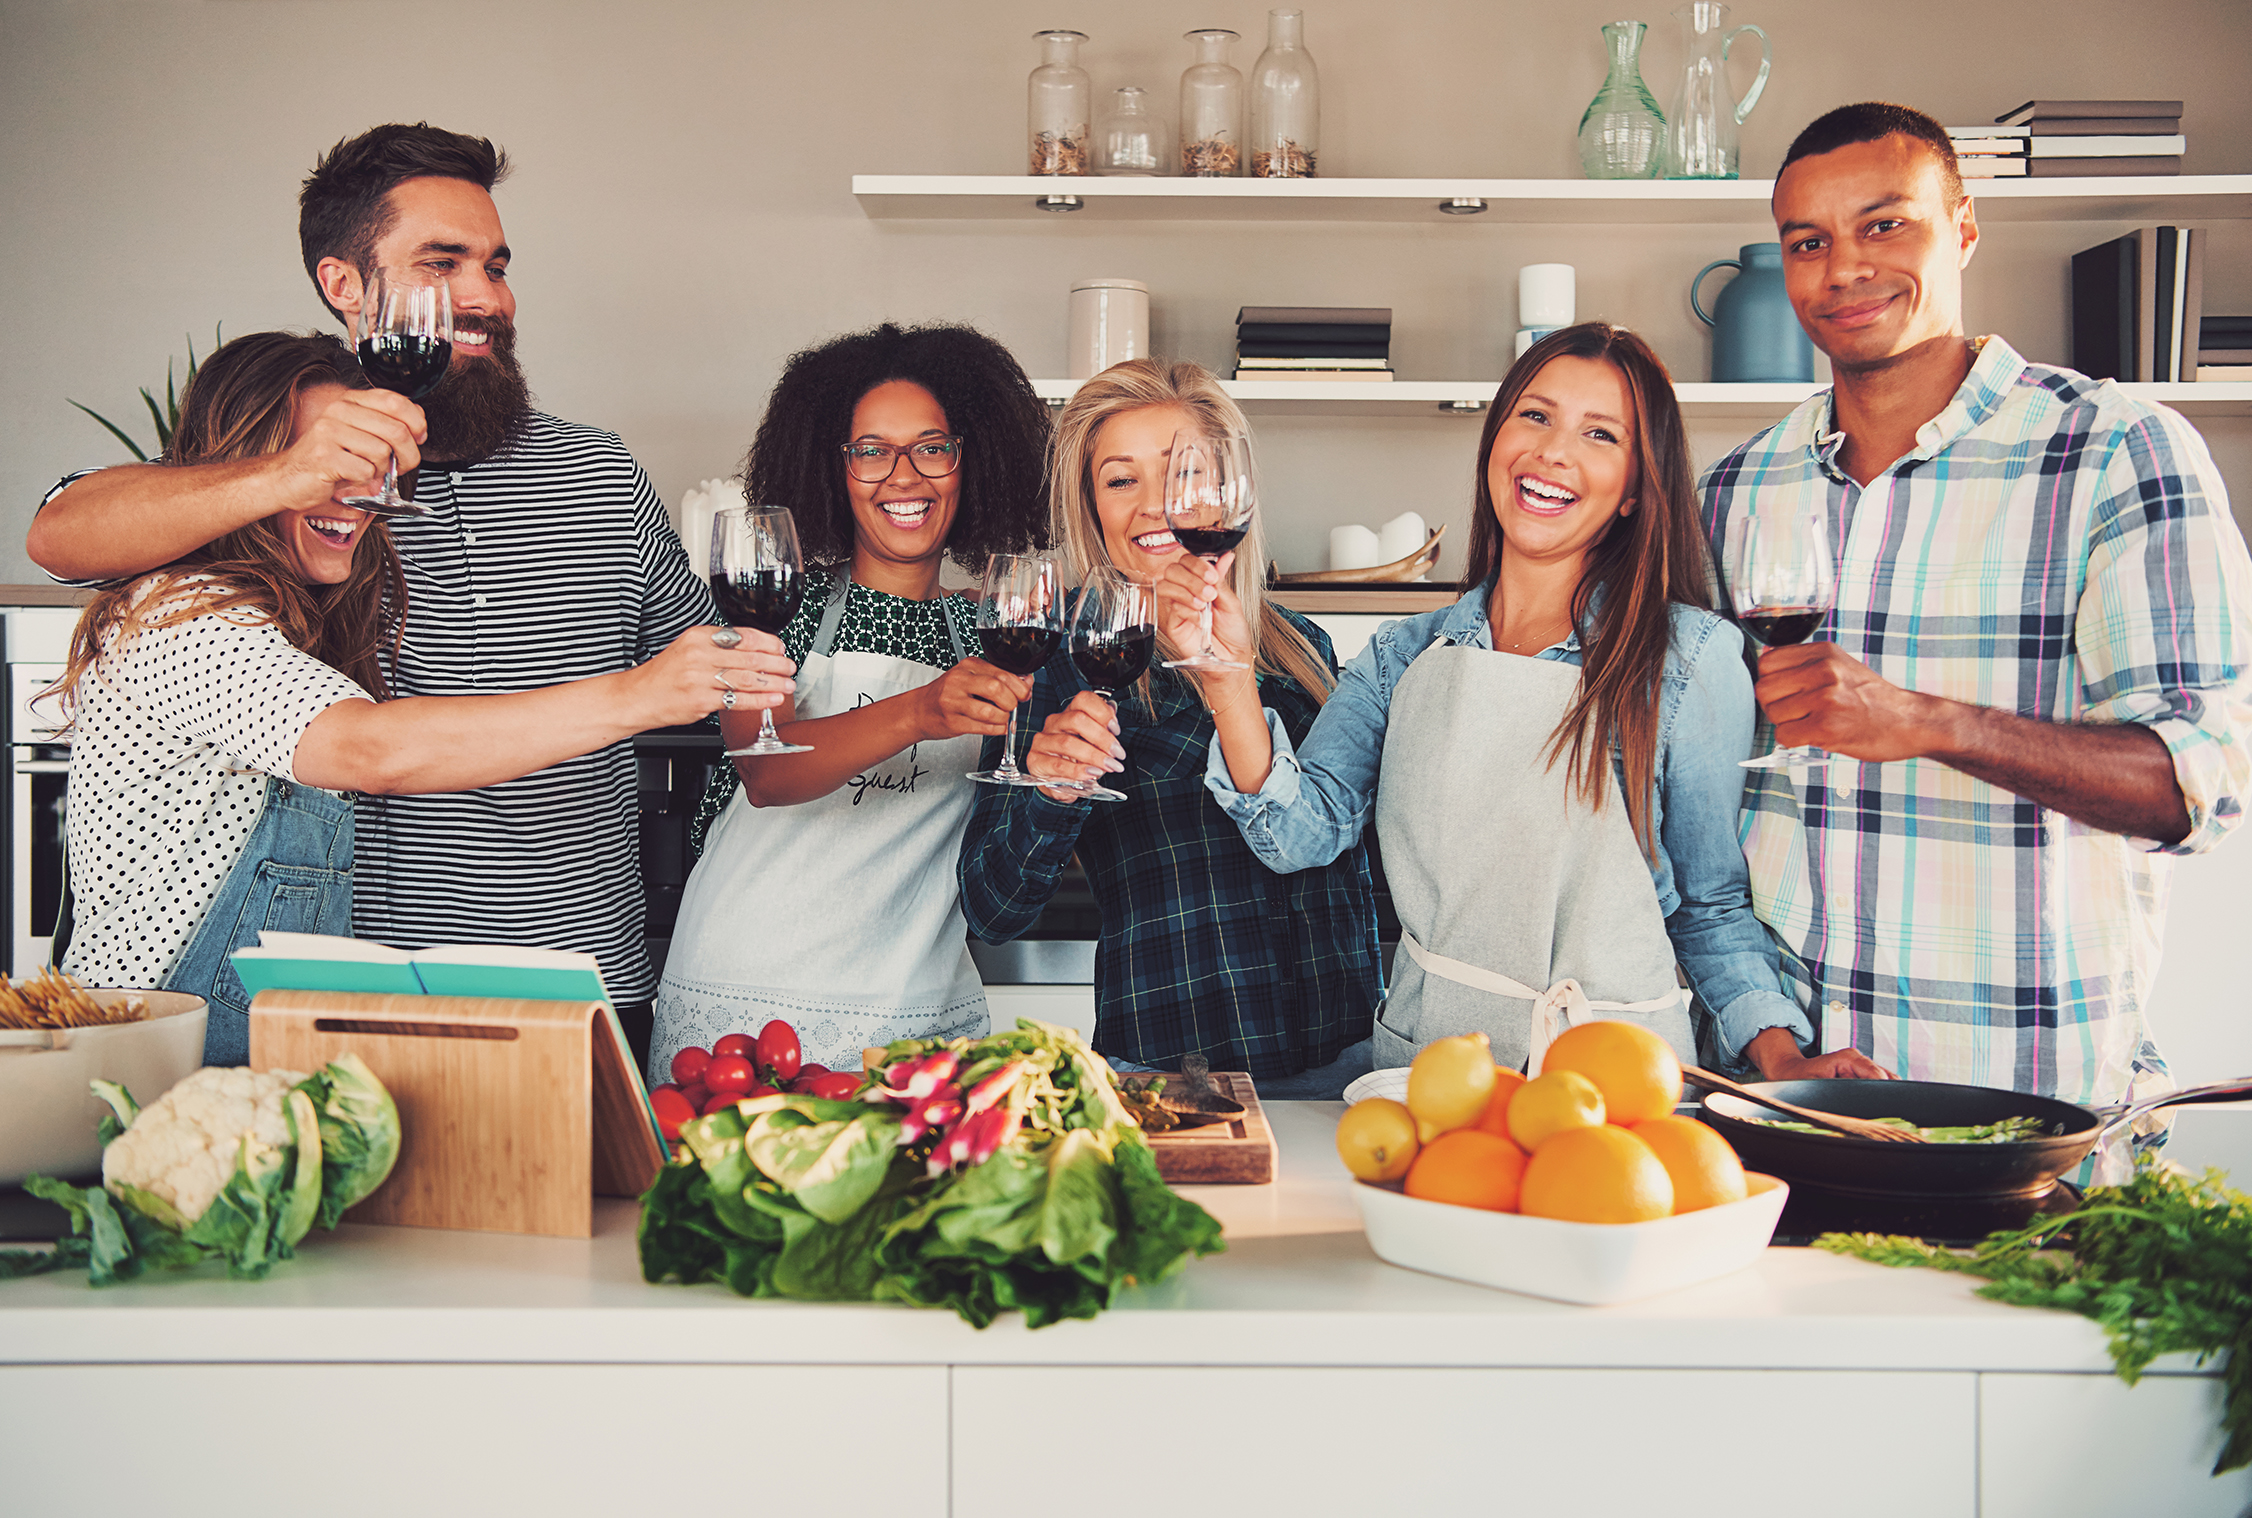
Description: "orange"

(1540, 1019), (1684, 1125)
(1631, 1115), (1748, 1213)
(1335, 1098), (1419, 1182)
(1518, 1124), (1674, 1223)
(1505, 1069), (1606, 1152)
(1403, 1129), (1527, 1212)
(1470, 1068), (1528, 1139)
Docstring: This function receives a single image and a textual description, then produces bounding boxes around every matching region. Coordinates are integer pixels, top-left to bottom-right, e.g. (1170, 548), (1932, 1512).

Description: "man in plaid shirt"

(1699, 103), (2252, 1147)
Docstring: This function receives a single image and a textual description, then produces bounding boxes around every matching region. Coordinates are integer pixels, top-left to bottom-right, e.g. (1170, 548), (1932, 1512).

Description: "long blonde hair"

(1048, 359), (1333, 706)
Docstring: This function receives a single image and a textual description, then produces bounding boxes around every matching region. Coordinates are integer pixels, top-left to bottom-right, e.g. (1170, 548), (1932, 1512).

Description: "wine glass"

(1161, 429), (1255, 672)
(1047, 568), (1154, 803)
(1729, 500), (1837, 770)
(968, 554), (1062, 787)
(344, 270), (453, 517)
(710, 505), (813, 757)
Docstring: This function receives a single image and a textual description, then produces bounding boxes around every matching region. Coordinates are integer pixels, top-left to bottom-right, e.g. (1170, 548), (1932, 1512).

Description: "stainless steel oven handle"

(14, 760), (71, 774)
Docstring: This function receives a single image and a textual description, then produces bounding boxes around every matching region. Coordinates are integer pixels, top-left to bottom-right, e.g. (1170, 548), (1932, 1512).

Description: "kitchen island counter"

(5, 1102), (2243, 1516)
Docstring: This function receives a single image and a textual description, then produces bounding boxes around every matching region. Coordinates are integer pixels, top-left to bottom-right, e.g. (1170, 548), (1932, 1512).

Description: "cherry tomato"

(713, 1033), (756, 1059)
(746, 1084), (778, 1100)
(678, 1083), (709, 1111)
(651, 1081), (681, 1096)
(704, 1054), (756, 1098)
(806, 1072), (863, 1101)
(798, 1063), (831, 1081)
(650, 1086), (696, 1140)
(670, 1046), (712, 1086)
(757, 1020), (802, 1084)
(701, 1091), (744, 1117)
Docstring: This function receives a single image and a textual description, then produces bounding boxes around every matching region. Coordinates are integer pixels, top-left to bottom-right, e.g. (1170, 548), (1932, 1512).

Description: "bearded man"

(29, 123), (739, 1061)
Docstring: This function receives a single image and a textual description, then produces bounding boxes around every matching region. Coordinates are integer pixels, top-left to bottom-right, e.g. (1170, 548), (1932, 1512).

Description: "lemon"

(1335, 1098), (1419, 1182)
(1506, 1069), (1607, 1151)
(1405, 1032), (1498, 1142)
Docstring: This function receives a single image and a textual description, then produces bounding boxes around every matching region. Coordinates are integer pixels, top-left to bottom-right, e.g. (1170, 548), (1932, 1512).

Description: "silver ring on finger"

(721, 689), (737, 711)
(711, 627), (743, 649)
(715, 671), (734, 692)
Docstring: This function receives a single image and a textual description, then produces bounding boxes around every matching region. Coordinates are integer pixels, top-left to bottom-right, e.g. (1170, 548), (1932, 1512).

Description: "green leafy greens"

(639, 1019), (1225, 1328)
(1817, 1160), (2252, 1473)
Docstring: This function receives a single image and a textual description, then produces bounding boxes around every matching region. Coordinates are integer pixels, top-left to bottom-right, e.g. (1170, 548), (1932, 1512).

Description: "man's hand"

(1025, 690), (1126, 801)
(625, 626), (795, 728)
(276, 388), (428, 509)
(1753, 642), (1941, 763)
(1743, 1026), (1894, 1081)
(908, 659), (1029, 744)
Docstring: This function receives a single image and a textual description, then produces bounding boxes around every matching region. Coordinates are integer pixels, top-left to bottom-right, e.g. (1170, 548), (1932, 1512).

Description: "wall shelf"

(1030, 377), (2252, 417)
(856, 174), (2252, 225)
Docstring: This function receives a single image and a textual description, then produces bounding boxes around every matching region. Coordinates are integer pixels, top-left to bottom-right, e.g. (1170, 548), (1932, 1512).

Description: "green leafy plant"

(67, 325), (223, 462)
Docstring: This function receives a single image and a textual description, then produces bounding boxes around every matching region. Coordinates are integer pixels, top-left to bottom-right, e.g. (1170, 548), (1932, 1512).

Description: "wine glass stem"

(995, 702), (1022, 779)
(757, 708), (785, 747)
(1198, 560), (1221, 657)
(382, 450), (402, 504)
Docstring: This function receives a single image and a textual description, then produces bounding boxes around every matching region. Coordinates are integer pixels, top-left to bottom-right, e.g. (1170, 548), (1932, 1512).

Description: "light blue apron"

(167, 776), (354, 1064)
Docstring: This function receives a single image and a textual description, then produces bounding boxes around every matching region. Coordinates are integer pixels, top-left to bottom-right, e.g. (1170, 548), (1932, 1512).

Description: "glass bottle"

(1664, 2), (1771, 180)
(1178, 28), (1243, 177)
(1097, 86), (1167, 176)
(1247, 10), (1318, 178)
(1028, 29), (1091, 176)
(1577, 21), (1667, 180)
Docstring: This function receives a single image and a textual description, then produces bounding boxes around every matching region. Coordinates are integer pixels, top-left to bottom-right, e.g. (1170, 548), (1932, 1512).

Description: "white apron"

(1369, 640), (1695, 1076)
(651, 576), (988, 1081)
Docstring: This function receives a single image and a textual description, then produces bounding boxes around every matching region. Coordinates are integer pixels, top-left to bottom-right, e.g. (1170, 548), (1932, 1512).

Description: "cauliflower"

(103, 1064), (311, 1225)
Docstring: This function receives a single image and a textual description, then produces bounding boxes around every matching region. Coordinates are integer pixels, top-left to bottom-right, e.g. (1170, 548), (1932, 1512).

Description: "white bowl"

(1353, 1170), (1789, 1305)
(0, 990), (208, 1186)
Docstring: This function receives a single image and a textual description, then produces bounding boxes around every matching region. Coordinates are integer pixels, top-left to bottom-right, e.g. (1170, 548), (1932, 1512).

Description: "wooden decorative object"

(250, 990), (663, 1238)
(1269, 525), (1444, 585)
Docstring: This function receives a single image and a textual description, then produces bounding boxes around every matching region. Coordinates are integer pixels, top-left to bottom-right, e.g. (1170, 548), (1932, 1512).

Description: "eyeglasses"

(841, 435), (965, 483)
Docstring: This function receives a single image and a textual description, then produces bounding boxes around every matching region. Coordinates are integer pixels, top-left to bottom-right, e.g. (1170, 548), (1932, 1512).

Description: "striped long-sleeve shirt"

(1698, 336), (2252, 1110)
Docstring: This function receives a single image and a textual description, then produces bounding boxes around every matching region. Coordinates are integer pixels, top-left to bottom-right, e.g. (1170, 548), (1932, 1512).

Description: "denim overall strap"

(169, 775), (355, 1064)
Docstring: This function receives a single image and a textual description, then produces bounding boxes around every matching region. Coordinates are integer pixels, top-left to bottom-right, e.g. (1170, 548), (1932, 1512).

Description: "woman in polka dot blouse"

(53, 332), (795, 1063)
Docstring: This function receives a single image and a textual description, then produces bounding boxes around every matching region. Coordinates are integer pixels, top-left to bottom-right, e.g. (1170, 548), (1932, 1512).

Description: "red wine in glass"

(712, 505), (812, 757)
(1169, 526), (1248, 559)
(1730, 502), (1838, 771)
(344, 271), (451, 517)
(1162, 430), (1255, 672)
(356, 333), (453, 399)
(1050, 570), (1153, 803)
(1071, 627), (1155, 691)
(968, 554), (1061, 787)
(711, 568), (804, 636)
(977, 625), (1062, 677)
(1741, 607), (1824, 647)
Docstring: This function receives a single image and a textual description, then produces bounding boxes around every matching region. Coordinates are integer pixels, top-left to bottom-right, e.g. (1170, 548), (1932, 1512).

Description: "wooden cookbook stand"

(249, 989), (664, 1238)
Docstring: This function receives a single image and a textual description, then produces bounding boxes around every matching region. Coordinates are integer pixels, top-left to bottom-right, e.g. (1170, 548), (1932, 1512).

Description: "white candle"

(1376, 511), (1427, 567)
(1329, 524), (1381, 572)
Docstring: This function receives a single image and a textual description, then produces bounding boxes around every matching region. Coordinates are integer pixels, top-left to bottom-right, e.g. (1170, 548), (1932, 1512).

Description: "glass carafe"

(1028, 29), (1091, 176)
(1577, 21), (1667, 180)
(1179, 28), (1243, 176)
(1663, 3), (1770, 180)
(1097, 86), (1167, 176)
(1247, 9), (1318, 178)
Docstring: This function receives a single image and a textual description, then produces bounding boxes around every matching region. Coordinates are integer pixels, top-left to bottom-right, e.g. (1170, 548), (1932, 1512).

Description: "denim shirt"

(1204, 583), (1813, 1065)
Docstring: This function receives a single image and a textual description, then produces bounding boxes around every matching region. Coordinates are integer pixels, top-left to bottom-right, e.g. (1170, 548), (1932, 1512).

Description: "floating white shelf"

(856, 174), (2252, 225)
(1030, 377), (2252, 417)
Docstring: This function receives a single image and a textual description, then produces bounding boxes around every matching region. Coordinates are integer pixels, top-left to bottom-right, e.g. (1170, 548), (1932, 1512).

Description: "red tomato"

(746, 1084), (778, 1100)
(670, 1046), (712, 1086)
(713, 1033), (756, 1059)
(704, 1054), (756, 1097)
(757, 1020), (802, 1083)
(651, 1081), (681, 1096)
(798, 1063), (831, 1081)
(806, 1072), (863, 1101)
(701, 1091), (743, 1117)
(650, 1087), (696, 1140)
(678, 1083), (709, 1110)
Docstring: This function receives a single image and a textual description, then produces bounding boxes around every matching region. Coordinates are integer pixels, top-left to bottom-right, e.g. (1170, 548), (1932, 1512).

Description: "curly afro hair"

(742, 322), (1053, 574)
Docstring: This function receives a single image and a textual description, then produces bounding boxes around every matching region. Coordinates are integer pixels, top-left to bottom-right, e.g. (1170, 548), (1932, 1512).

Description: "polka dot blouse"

(62, 579), (371, 990)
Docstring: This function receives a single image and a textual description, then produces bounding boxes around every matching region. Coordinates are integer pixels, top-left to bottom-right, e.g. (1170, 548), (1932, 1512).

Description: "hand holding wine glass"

(1034, 569), (1152, 803)
(968, 554), (1062, 787)
(710, 505), (814, 757)
(344, 270), (453, 517)
(1730, 500), (1838, 771)
(1161, 429), (1255, 672)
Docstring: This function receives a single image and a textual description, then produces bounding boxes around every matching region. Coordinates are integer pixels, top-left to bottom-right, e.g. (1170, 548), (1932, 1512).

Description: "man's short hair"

(1778, 102), (1964, 208)
(299, 123), (511, 317)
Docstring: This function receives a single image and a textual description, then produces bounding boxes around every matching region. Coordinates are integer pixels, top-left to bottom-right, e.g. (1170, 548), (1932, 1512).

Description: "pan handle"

(2093, 1076), (2252, 1136)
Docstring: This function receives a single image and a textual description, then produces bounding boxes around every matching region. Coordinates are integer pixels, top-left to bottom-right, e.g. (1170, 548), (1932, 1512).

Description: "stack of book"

(2199, 317), (2252, 382)
(1234, 306), (1392, 382)
(1949, 99), (2184, 178)
(2069, 225), (2206, 382)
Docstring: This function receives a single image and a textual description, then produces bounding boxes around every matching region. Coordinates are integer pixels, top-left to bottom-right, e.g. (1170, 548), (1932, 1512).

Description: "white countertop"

(2, 1102), (2219, 1380)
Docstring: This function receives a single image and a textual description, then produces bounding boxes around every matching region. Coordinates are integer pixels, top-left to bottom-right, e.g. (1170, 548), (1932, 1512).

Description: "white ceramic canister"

(1068, 278), (1150, 380)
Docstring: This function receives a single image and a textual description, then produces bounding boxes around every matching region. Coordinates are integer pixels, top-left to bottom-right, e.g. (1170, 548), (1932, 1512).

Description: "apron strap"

(807, 570), (856, 659)
(1397, 926), (1688, 1076)
(940, 595), (968, 665)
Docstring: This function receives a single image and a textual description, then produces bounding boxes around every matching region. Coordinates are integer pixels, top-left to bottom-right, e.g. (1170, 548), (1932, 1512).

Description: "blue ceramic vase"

(1690, 243), (1814, 382)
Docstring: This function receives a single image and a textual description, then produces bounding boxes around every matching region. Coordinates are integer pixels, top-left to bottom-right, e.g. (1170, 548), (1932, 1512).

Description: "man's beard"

(421, 313), (534, 465)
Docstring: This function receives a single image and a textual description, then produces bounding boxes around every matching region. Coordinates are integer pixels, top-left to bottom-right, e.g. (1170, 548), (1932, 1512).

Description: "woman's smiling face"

(280, 383), (375, 585)
(1089, 403), (1198, 582)
(843, 379), (962, 575)
(1484, 355), (1638, 576)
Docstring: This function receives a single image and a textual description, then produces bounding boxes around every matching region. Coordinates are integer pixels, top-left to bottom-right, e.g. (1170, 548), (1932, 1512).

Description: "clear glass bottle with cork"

(1178, 28), (1243, 177)
(1097, 86), (1168, 176)
(1028, 29), (1092, 176)
(1247, 10), (1319, 178)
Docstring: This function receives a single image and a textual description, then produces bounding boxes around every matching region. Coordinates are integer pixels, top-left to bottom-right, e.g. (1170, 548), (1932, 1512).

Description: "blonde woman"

(956, 359), (1381, 1092)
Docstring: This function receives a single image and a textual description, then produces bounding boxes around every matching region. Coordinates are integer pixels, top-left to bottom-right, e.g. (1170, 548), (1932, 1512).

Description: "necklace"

(1498, 615), (1572, 652)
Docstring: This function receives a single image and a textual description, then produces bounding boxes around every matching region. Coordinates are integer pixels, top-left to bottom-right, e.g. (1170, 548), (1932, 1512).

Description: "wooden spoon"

(1681, 1064), (1927, 1144)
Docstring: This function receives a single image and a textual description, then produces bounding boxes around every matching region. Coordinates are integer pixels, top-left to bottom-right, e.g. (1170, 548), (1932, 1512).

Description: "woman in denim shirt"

(1177, 325), (1828, 1080)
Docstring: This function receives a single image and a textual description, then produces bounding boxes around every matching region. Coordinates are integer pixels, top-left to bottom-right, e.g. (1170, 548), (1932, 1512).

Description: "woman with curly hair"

(653, 322), (1052, 1079)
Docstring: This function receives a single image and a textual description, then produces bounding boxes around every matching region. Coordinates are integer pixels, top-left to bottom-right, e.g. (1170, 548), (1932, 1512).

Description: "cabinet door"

(3, 1364), (949, 1516)
(1980, 1371), (2252, 1518)
(955, 1366), (1975, 1515)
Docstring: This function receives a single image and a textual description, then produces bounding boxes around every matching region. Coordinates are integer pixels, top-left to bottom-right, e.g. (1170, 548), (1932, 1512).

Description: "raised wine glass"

(1161, 428), (1255, 672)
(968, 553), (1062, 787)
(710, 504), (813, 757)
(1730, 499), (1837, 771)
(1047, 568), (1154, 803)
(344, 270), (453, 517)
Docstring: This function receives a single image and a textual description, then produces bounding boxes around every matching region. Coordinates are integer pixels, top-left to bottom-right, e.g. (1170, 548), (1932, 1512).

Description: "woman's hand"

(1023, 691), (1126, 803)
(1153, 550), (1256, 679)
(909, 658), (1031, 744)
(626, 626), (796, 728)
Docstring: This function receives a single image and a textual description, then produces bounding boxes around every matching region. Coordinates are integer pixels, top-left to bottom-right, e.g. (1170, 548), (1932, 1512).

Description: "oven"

(7, 609), (79, 978)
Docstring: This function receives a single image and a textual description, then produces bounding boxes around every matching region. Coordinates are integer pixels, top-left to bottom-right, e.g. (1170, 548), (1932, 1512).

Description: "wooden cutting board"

(1141, 1071), (1276, 1185)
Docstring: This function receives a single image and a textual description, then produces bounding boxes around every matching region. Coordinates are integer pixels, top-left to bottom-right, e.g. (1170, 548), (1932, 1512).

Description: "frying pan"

(1695, 1075), (2252, 1200)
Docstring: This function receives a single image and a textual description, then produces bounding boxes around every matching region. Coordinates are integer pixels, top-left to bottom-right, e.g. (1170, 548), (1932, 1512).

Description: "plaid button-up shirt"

(958, 607), (1382, 1079)
(1699, 336), (2252, 1109)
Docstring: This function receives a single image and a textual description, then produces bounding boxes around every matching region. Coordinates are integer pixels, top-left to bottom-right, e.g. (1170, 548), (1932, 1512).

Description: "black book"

(2026, 155), (2183, 176)
(1236, 337), (1393, 359)
(1997, 99), (2183, 125)
(2071, 232), (2138, 382)
(1236, 321), (1397, 345)
(1235, 305), (1390, 326)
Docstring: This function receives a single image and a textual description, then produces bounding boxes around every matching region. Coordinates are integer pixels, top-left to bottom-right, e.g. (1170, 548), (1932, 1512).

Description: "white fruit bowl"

(0, 990), (208, 1187)
(1353, 1170), (1789, 1305)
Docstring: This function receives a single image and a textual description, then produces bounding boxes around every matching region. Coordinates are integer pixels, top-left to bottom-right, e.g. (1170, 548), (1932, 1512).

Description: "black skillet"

(1695, 1075), (2252, 1200)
